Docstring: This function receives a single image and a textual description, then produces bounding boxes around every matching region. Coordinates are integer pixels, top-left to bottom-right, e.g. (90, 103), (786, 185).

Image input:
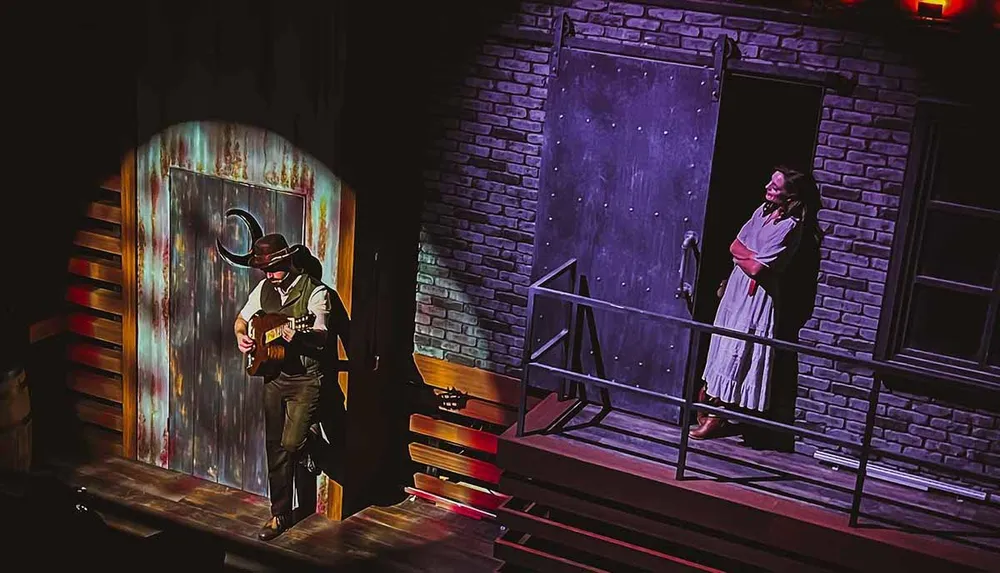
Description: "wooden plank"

(97, 512), (162, 538)
(218, 180), (249, 490)
(67, 312), (122, 345)
(405, 487), (496, 520)
(68, 369), (123, 404)
(82, 425), (124, 458)
(567, 406), (1000, 547)
(87, 200), (122, 224)
(410, 413), (499, 454)
(414, 353), (525, 407)
(192, 173), (223, 482)
(336, 183), (356, 320)
(413, 473), (510, 511)
(101, 174), (122, 193)
(67, 342), (123, 374)
(66, 284), (123, 315)
(243, 184), (277, 496)
(448, 398), (519, 428)
(76, 397), (124, 432)
(121, 150), (137, 459)
(499, 474), (831, 573)
(408, 442), (502, 485)
(75, 228), (122, 255)
(68, 256), (123, 284)
(49, 456), (503, 572)
(168, 169), (197, 475)
(498, 501), (724, 573)
(498, 404), (999, 573)
(29, 315), (65, 344)
(495, 530), (606, 573)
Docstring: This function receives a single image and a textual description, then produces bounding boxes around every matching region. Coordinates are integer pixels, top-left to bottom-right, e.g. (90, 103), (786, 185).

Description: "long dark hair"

(773, 164), (823, 243)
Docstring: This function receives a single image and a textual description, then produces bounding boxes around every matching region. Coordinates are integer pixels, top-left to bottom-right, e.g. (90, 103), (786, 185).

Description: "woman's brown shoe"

(696, 386), (709, 426)
(689, 416), (728, 440)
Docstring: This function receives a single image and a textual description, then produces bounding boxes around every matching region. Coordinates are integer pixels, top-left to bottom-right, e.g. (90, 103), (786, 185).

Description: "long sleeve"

(307, 286), (332, 332)
(754, 217), (802, 272)
(239, 279), (265, 321)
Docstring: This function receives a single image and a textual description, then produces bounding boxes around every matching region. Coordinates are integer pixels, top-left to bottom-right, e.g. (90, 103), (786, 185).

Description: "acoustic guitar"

(245, 311), (316, 377)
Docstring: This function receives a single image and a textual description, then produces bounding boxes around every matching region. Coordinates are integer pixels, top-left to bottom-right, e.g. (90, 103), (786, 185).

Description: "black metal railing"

(516, 257), (999, 528)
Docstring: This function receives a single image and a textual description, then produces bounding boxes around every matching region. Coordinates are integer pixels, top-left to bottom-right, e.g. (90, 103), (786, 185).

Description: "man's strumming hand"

(237, 333), (255, 354)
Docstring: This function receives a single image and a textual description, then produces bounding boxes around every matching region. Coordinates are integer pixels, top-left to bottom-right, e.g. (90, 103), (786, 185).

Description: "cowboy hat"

(249, 233), (303, 270)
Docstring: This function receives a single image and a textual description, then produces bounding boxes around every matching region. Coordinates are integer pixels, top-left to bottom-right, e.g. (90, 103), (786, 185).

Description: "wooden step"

(66, 284), (123, 315)
(68, 256), (123, 284)
(410, 413), (499, 454)
(98, 512), (162, 539)
(67, 312), (122, 345)
(68, 369), (122, 404)
(74, 228), (121, 255)
(67, 342), (123, 374)
(499, 474), (828, 573)
(498, 498), (722, 573)
(87, 200), (122, 224)
(495, 529), (606, 573)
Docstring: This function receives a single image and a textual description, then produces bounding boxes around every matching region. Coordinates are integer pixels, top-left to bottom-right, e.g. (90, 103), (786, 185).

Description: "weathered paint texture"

(137, 121), (342, 498)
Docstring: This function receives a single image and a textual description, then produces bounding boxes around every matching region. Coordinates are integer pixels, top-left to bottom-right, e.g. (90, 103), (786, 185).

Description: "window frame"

(876, 99), (1000, 393)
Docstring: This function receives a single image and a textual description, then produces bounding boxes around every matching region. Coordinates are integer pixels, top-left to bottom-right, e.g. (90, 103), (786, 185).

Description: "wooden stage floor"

(556, 403), (1000, 554)
(495, 395), (1000, 572)
(3, 456), (503, 572)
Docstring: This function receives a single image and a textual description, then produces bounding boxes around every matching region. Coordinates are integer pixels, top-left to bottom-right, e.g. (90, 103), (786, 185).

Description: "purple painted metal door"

(533, 45), (723, 423)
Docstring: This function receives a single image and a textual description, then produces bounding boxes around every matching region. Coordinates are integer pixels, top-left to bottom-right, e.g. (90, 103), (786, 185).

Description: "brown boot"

(257, 514), (289, 541)
(689, 415), (728, 440)
(696, 386), (709, 426)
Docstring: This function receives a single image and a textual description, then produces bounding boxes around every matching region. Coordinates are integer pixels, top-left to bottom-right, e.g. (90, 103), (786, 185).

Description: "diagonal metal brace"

(550, 11), (575, 78)
(711, 36), (738, 101)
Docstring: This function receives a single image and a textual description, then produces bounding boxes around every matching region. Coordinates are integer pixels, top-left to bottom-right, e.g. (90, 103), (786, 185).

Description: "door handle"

(676, 231), (698, 302)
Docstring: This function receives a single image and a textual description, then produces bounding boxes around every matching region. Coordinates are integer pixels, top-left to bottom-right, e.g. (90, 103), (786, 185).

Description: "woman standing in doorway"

(690, 166), (812, 440)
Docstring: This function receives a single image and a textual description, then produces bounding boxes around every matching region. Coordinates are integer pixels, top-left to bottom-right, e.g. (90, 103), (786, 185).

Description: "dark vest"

(259, 273), (327, 378)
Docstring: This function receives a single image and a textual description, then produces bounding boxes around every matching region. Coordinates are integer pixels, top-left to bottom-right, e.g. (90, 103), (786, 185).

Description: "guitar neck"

(261, 315), (312, 344)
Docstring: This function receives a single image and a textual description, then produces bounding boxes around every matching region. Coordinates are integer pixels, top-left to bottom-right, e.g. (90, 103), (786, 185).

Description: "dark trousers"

(263, 372), (321, 518)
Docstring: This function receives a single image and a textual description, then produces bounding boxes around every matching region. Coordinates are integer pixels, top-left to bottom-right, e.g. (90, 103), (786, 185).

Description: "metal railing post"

(675, 329), (702, 480)
(560, 263), (579, 400)
(518, 288), (538, 437)
(850, 374), (883, 526)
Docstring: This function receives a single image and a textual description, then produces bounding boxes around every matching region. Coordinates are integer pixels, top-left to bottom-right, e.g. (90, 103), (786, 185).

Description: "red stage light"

(901, 0), (973, 18)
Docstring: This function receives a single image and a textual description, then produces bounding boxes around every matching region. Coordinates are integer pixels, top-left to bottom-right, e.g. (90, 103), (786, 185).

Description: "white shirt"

(239, 274), (331, 332)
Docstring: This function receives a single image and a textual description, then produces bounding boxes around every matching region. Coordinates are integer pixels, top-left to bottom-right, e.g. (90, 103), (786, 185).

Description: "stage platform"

(2, 456), (503, 572)
(494, 394), (1000, 573)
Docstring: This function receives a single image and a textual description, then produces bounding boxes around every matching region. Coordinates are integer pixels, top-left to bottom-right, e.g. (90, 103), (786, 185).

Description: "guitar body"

(246, 311), (315, 377)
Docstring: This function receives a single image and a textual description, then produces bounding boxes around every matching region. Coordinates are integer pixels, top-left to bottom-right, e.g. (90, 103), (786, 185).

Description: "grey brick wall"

(412, 0), (1000, 479)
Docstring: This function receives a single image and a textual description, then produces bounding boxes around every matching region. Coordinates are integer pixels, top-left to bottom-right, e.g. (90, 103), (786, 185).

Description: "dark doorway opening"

(692, 74), (824, 450)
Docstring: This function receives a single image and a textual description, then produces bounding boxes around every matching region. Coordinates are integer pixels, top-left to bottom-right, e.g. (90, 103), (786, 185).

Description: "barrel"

(0, 366), (32, 472)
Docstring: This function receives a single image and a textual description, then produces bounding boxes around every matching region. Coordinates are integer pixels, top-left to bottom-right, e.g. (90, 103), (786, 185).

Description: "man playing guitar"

(233, 233), (337, 541)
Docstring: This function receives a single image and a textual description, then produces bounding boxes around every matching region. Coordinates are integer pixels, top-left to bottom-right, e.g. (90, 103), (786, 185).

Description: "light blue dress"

(703, 203), (802, 412)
